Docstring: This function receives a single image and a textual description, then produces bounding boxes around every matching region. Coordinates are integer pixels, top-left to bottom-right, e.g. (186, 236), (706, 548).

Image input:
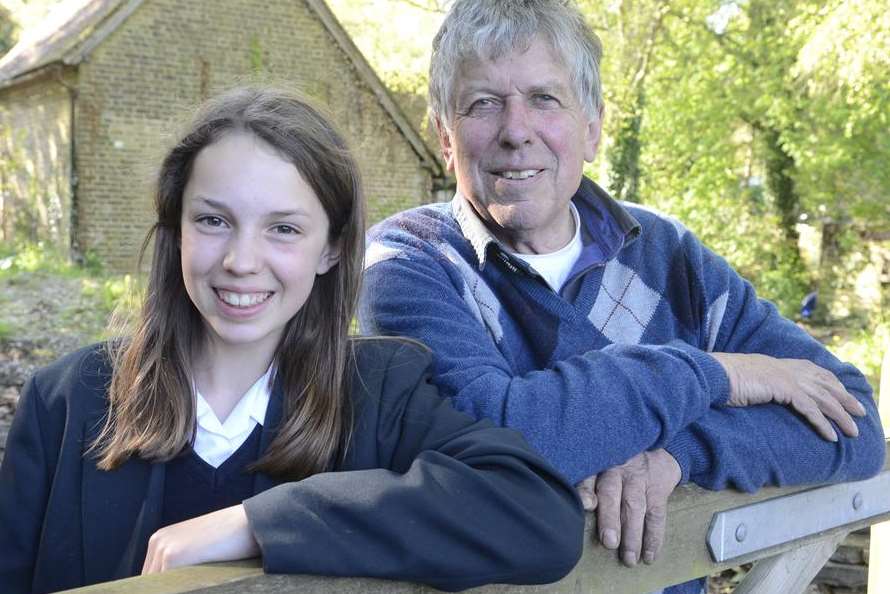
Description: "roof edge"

(303, 0), (444, 179)
(0, 62), (66, 91)
(63, 0), (146, 66)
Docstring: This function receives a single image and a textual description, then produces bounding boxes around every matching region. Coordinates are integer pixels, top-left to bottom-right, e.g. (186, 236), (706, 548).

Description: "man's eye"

(534, 94), (560, 105)
(467, 97), (499, 113)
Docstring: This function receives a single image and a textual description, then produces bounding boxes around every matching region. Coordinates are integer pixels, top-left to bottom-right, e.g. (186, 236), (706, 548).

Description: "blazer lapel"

(82, 418), (166, 584)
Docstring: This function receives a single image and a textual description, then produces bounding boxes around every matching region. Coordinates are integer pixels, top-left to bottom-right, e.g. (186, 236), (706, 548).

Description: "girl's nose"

(222, 234), (262, 275)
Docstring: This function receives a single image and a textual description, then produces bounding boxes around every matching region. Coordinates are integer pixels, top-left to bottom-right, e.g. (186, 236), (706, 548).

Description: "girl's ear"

(316, 239), (341, 275)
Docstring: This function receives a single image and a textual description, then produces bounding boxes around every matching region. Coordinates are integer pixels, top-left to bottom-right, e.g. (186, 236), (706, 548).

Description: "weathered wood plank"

(55, 561), (263, 594)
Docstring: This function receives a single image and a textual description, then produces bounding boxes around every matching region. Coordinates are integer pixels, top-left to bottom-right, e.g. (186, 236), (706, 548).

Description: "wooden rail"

(61, 441), (890, 594)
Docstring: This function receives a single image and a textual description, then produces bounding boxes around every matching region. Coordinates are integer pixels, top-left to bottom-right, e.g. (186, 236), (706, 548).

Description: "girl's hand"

(141, 504), (260, 574)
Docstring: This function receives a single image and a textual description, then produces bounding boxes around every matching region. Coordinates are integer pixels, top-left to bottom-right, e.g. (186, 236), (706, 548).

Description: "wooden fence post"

(735, 531), (849, 594)
(867, 344), (890, 594)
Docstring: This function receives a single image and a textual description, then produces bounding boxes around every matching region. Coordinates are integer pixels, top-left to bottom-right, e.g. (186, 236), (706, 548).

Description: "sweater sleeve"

(664, 234), (885, 492)
(359, 233), (729, 485)
(242, 343), (583, 592)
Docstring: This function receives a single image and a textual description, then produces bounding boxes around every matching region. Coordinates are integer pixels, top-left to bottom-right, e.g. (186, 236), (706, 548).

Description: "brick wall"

(74, 0), (433, 271)
(0, 70), (73, 249)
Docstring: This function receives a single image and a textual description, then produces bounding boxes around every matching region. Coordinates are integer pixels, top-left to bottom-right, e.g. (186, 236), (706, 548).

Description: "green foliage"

(0, 241), (78, 277)
(248, 35), (265, 73)
(327, 0), (445, 136)
(827, 317), (890, 390)
(0, 7), (17, 55)
(81, 274), (142, 319)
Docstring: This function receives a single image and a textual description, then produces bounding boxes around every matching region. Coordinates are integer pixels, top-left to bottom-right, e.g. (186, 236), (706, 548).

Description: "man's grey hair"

(429, 0), (604, 127)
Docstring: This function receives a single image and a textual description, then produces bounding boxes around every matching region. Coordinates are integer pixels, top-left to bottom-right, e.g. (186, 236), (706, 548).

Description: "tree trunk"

(607, 88), (645, 204)
(763, 127), (802, 255)
(815, 220), (843, 323)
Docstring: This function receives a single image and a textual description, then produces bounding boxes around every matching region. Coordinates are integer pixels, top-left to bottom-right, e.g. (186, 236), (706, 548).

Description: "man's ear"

(584, 104), (605, 163)
(435, 116), (456, 172)
(316, 240), (341, 275)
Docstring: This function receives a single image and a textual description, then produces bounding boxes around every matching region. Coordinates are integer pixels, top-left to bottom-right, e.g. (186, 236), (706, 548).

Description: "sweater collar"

(450, 178), (641, 270)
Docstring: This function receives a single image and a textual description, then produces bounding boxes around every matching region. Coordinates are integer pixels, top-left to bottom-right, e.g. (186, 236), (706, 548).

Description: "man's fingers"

(619, 478), (646, 567)
(814, 374), (867, 417)
(642, 503), (667, 564)
(813, 390), (859, 437)
(793, 398), (839, 442)
(576, 475), (598, 511)
(595, 471), (622, 550)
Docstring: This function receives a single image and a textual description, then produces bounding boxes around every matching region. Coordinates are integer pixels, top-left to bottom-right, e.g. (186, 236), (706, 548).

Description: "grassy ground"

(0, 246), (134, 354)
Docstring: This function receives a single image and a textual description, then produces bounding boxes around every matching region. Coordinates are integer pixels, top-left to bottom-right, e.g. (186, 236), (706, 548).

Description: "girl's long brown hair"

(91, 87), (365, 480)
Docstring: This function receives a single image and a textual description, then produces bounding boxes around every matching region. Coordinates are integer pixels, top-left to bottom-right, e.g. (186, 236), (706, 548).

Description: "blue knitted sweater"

(360, 178), (884, 491)
(360, 179), (885, 594)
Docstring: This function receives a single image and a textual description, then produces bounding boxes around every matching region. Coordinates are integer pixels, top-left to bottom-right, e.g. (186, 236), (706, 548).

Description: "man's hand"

(141, 504), (260, 574)
(575, 449), (681, 567)
(713, 353), (867, 442)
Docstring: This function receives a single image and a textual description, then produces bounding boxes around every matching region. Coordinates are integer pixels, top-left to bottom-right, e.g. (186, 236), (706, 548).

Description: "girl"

(0, 87), (583, 594)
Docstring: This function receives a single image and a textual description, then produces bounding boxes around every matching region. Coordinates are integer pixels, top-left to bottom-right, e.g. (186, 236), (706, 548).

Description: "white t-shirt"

(193, 366), (272, 468)
(510, 203), (582, 292)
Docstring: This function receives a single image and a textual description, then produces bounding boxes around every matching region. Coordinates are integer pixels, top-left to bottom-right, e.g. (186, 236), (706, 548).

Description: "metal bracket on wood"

(707, 471), (890, 563)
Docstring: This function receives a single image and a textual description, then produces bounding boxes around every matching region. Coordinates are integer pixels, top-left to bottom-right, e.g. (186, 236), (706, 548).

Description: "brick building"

(0, 0), (444, 270)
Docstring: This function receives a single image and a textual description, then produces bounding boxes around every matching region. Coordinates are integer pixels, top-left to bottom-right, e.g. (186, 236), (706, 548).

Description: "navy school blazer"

(0, 339), (583, 593)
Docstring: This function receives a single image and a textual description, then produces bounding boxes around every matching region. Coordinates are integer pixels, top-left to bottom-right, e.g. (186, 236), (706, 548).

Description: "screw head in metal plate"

(853, 493), (863, 510)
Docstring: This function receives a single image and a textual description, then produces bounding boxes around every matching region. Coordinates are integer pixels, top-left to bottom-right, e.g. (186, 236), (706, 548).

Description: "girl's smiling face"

(180, 131), (339, 358)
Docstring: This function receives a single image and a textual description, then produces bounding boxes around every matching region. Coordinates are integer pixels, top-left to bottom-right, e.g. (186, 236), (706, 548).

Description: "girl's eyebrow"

(192, 195), (311, 218)
(192, 196), (231, 212)
(268, 208), (312, 219)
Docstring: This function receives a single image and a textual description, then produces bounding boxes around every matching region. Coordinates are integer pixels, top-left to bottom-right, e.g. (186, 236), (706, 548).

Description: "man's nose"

(222, 232), (262, 275)
(497, 99), (534, 149)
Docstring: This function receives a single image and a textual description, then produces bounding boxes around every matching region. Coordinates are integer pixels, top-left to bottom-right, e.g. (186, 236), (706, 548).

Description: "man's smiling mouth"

(494, 169), (543, 180)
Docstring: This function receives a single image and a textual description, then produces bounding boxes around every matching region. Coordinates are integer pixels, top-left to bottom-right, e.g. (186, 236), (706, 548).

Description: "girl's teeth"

(218, 290), (270, 307)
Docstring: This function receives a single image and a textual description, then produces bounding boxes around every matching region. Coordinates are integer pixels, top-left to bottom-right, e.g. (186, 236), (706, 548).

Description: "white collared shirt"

(193, 367), (272, 468)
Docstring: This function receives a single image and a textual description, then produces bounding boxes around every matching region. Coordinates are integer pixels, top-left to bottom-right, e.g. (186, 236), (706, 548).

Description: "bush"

(826, 316), (890, 391)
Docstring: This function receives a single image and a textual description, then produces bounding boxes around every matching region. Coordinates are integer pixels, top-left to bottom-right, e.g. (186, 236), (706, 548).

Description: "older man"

(359, 1), (885, 591)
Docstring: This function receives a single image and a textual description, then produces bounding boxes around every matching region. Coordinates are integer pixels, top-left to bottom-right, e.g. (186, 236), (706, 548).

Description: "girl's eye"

(197, 215), (227, 228)
(273, 225), (299, 236)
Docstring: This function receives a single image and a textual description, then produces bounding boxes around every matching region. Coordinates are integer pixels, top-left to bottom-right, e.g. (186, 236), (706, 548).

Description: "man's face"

(438, 37), (602, 253)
